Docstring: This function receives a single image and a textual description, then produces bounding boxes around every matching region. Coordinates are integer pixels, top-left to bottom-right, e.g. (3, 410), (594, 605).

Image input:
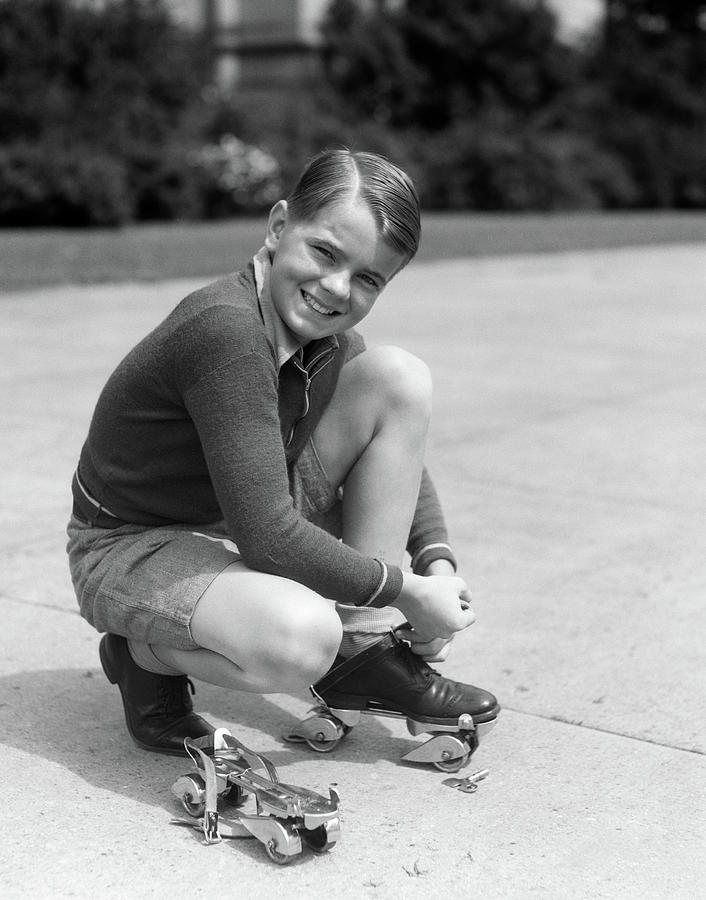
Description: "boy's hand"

(391, 572), (475, 643)
(395, 627), (454, 662)
(393, 557), (465, 658)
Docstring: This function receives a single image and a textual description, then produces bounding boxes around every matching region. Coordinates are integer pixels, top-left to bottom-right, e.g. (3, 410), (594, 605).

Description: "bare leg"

(155, 560), (342, 693)
(312, 346), (433, 651)
(313, 345), (432, 563)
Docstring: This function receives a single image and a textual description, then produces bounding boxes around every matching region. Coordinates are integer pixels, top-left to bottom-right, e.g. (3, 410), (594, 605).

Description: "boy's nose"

(321, 269), (351, 301)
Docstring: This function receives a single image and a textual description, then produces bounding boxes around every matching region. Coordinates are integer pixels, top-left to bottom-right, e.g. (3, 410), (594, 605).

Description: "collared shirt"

(253, 246), (301, 370)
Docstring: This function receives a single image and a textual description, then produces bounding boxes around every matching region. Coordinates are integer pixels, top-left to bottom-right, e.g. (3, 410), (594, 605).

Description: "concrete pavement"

(1, 243), (704, 898)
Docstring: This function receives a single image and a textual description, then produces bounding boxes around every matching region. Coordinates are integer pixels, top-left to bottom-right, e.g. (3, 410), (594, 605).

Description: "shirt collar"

(253, 246), (302, 369)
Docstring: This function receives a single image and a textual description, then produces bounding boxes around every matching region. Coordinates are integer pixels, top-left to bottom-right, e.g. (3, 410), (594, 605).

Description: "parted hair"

(286, 149), (421, 265)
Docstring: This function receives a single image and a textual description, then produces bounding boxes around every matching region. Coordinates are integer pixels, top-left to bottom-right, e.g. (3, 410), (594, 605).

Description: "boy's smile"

(301, 289), (338, 317)
(264, 196), (407, 344)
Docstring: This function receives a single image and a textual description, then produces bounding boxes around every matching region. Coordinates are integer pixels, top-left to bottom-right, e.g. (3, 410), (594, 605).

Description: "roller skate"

(171, 728), (341, 865)
(285, 631), (499, 772)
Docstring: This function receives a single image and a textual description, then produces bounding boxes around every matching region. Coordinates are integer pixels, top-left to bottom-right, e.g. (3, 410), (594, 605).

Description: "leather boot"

(99, 633), (214, 755)
(315, 631), (499, 725)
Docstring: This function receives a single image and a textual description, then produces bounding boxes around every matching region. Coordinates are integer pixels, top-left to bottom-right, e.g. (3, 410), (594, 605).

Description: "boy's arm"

(407, 468), (458, 574)
(180, 316), (403, 608)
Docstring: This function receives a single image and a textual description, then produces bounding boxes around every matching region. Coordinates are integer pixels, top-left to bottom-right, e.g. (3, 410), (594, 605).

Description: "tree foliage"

(0, 0), (210, 224)
(606, 0), (706, 33)
(0, 0), (205, 146)
(0, 0), (703, 220)
(316, 0), (705, 209)
(322, 0), (575, 130)
(585, 0), (706, 205)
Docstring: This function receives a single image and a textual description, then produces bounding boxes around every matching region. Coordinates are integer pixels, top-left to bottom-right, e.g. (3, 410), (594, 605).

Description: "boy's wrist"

(389, 571), (423, 617)
(421, 558), (456, 577)
(410, 541), (457, 575)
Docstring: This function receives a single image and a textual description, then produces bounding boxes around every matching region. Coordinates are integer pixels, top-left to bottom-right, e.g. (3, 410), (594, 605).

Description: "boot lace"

(395, 639), (438, 683)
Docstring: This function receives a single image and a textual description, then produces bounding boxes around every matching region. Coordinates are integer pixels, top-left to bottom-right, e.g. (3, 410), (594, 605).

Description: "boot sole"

(321, 690), (501, 727)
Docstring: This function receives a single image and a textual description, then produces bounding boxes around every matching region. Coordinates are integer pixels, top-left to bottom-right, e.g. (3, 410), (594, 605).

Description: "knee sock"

(127, 639), (183, 677)
(335, 604), (406, 657)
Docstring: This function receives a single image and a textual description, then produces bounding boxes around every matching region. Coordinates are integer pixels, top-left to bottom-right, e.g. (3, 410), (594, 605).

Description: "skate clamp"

(170, 728), (341, 865)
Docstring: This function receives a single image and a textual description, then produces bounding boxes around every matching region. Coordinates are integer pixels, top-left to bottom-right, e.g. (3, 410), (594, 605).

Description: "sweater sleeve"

(406, 469), (457, 574)
(181, 328), (402, 607)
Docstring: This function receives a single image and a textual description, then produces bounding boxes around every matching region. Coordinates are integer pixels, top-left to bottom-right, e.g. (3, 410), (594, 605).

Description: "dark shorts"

(66, 439), (342, 650)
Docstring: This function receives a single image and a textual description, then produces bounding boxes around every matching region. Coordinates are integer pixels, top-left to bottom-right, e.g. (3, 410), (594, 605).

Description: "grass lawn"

(1, 210), (704, 292)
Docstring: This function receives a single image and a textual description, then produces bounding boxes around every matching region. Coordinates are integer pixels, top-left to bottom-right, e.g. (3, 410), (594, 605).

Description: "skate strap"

(217, 730), (280, 784)
(314, 630), (398, 693)
(184, 740), (220, 843)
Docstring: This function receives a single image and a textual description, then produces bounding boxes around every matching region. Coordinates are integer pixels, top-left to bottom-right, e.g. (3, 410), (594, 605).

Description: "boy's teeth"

(304, 292), (336, 316)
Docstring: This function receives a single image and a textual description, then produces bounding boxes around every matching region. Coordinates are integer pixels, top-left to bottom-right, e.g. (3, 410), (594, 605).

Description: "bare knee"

(363, 345), (433, 425)
(266, 596), (342, 687)
(190, 567), (342, 692)
(313, 345), (433, 490)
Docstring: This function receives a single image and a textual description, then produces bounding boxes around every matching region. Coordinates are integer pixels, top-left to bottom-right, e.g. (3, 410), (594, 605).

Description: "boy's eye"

(359, 273), (379, 289)
(314, 244), (335, 261)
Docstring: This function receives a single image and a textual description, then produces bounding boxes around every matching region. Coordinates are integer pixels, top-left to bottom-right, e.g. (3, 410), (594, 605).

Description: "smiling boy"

(67, 149), (499, 756)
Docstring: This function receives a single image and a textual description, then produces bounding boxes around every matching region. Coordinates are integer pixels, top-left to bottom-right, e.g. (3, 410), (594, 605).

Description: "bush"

(0, 141), (131, 226)
(308, 0), (705, 210)
(411, 121), (639, 211)
(289, 113), (639, 212)
(188, 135), (283, 218)
(126, 144), (202, 222)
(0, 0), (210, 225)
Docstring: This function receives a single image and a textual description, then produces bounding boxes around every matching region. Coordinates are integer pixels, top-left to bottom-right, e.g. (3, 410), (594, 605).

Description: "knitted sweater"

(76, 260), (454, 607)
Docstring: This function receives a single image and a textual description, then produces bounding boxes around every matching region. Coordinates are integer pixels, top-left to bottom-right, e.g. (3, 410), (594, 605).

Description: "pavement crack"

(503, 705), (704, 756)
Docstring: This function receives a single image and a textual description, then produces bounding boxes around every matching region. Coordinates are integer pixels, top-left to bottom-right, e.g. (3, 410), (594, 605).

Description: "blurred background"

(1, 0), (704, 231)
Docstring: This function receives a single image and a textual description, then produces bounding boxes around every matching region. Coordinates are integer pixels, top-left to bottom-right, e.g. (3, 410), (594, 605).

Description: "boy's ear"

(264, 200), (288, 253)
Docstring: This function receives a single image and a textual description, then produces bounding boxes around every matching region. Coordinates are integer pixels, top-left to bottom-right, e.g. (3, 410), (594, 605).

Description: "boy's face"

(264, 196), (407, 344)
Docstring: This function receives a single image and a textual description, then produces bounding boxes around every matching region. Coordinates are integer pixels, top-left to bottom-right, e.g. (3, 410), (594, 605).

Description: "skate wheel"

(305, 720), (353, 752)
(265, 839), (294, 865)
(433, 749), (470, 773)
(302, 816), (341, 853)
(305, 736), (341, 753)
(178, 773), (207, 817)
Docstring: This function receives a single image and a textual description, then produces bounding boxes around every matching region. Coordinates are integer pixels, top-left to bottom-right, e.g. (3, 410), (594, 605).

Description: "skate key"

(443, 768), (490, 793)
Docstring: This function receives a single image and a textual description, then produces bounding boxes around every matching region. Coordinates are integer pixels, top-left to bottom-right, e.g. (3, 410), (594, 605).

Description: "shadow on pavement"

(0, 667), (404, 808)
